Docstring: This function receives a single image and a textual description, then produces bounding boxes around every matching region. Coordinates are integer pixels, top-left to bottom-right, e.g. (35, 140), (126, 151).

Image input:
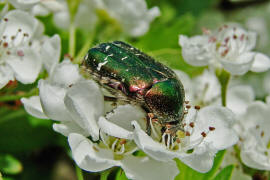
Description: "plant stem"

(202, 69), (231, 179)
(75, 165), (84, 180)
(0, 88), (38, 102)
(216, 69), (231, 107)
(69, 23), (76, 57)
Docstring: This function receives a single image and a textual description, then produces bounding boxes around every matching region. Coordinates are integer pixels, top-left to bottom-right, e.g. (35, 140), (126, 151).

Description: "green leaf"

(213, 165), (234, 180)
(135, 13), (195, 51)
(0, 154), (22, 175)
(0, 109), (65, 153)
(202, 150), (227, 180)
(115, 169), (129, 180)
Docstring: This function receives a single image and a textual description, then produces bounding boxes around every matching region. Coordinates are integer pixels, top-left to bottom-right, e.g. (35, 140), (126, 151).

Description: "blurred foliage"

(213, 165), (234, 180)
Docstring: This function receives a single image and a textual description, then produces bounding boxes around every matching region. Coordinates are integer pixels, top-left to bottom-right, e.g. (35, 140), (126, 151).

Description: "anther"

(256, 125), (260, 129)
(185, 131), (191, 136)
(209, 127), (215, 131)
(240, 34), (245, 41)
(4, 18), (8, 22)
(185, 101), (190, 104)
(233, 35), (237, 39)
(17, 50), (24, 57)
(186, 105), (191, 109)
(189, 122), (194, 128)
(194, 105), (200, 110)
(11, 36), (15, 40)
(6, 51), (10, 55)
(184, 111), (188, 114)
(120, 139), (126, 145)
(261, 131), (264, 137)
(176, 138), (181, 144)
(3, 36), (6, 39)
(152, 118), (158, 123)
(148, 113), (155, 119)
(201, 132), (207, 137)
(18, 29), (22, 32)
(23, 33), (29, 37)
(3, 42), (8, 48)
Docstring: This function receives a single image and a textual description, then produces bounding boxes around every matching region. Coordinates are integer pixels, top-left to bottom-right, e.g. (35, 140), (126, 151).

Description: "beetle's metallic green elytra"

(83, 41), (185, 135)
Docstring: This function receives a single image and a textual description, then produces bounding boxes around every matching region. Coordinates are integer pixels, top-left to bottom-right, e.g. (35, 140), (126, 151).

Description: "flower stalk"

(216, 69), (231, 107)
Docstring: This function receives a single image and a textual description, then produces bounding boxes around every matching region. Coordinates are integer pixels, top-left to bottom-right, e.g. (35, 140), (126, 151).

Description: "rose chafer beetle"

(82, 41), (185, 136)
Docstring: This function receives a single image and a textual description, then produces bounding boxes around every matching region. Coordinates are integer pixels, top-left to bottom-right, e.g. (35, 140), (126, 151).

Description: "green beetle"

(82, 41), (185, 136)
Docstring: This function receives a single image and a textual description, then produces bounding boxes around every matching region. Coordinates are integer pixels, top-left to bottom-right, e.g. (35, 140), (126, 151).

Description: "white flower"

(179, 23), (270, 75)
(174, 69), (220, 106)
(8, 0), (64, 16)
(21, 60), (179, 180)
(0, 10), (43, 88)
(50, 0), (160, 36)
(99, 94), (238, 173)
(237, 101), (270, 170)
(53, 0), (99, 30)
(102, 0), (160, 37)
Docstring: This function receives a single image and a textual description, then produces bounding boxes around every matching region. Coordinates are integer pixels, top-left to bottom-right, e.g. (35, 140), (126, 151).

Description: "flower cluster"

(7, 0), (160, 37)
(1, 0), (270, 179)
(0, 9), (60, 89)
(179, 24), (270, 75)
(21, 58), (239, 179)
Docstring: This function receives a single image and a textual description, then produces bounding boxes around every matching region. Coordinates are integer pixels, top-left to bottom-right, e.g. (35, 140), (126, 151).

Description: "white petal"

(179, 35), (211, 66)
(227, 85), (255, 115)
(7, 0), (39, 10)
(220, 52), (254, 75)
(245, 31), (257, 51)
(0, 10), (39, 40)
(98, 117), (134, 139)
(6, 48), (42, 84)
(239, 101), (270, 130)
(74, 3), (97, 30)
(53, 122), (89, 137)
(103, 0), (160, 37)
(64, 80), (104, 141)
(173, 70), (193, 101)
(0, 65), (14, 89)
(49, 60), (81, 87)
(41, 34), (61, 74)
(250, 53), (270, 72)
(191, 106), (238, 150)
(39, 80), (73, 121)
(68, 133), (116, 172)
(178, 143), (217, 173)
(21, 96), (48, 119)
(53, 7), (70, 29)
(121, 155), (179, 180)
(31, 4), (50, 16)
(106, 104), (146, 132)
(132, 121), (217, 173)
(240, 135), (270, 170)
(132, 121), (175, 162)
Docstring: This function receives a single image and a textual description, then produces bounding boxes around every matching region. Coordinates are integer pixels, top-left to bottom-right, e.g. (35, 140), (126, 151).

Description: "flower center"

(150, 103), (215, 152)
(0, 18), (31, 65)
